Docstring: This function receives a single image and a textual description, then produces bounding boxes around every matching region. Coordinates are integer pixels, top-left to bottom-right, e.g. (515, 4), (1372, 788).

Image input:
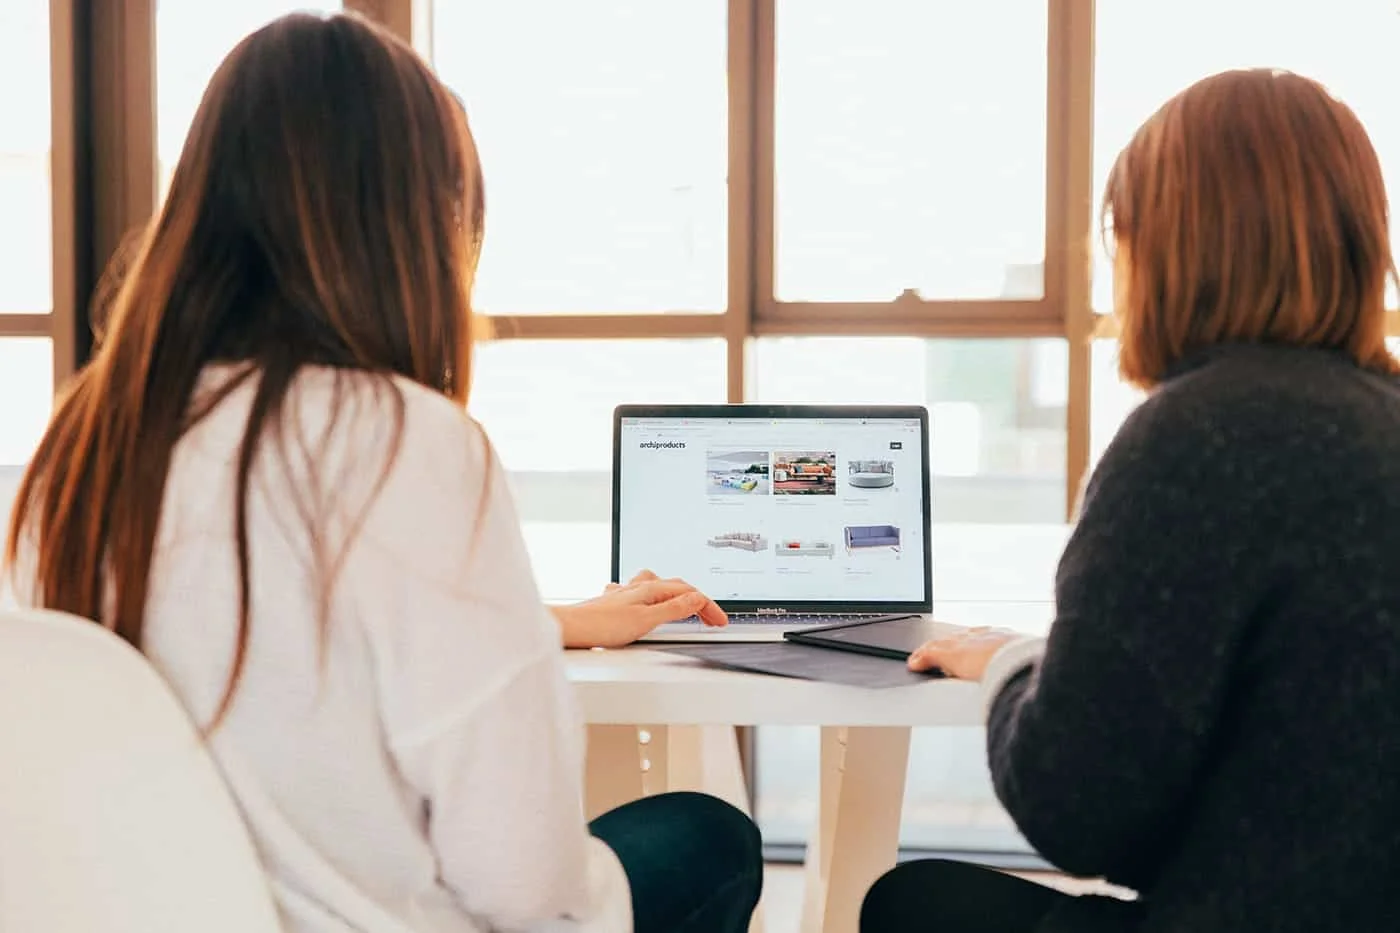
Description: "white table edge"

(565, 647), (985, 728)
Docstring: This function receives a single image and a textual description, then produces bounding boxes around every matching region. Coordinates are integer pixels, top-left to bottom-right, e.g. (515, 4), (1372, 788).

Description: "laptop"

(612, 404), (933, 642)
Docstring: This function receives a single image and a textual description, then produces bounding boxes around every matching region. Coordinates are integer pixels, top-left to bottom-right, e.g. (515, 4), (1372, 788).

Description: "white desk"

(569, 645), (983, 728)
(567, 602), (1051, 933)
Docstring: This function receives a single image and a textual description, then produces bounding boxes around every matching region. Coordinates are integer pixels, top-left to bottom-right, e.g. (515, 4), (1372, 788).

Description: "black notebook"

(784, 615), (957, 660)
(661, 641), (939, 688)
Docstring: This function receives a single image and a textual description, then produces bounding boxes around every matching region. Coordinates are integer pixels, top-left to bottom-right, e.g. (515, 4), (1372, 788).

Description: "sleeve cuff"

(979, 635), (1046, 720)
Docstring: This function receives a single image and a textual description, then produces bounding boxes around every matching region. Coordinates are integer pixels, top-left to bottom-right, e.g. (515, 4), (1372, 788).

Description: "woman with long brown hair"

(862, 69), (1400, 931)
(3, 12), (759, 933)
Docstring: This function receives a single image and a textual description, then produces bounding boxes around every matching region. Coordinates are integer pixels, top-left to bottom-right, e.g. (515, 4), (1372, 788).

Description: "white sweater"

(13, 367), (631, 933)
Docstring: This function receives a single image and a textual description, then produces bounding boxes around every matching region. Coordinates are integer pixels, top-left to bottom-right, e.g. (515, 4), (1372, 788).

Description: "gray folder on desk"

(660, 642), (940, 689)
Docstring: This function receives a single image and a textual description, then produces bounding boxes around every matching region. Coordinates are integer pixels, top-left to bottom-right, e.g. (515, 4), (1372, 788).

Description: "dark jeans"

(861, 859), (1071, 932)
(590, 791), (763, 933)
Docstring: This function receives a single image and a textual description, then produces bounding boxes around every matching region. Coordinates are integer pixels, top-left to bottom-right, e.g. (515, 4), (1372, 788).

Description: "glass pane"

(156, 1), (342, 198)
(1090, 338), (1145, 474)
(0, 1), (52, 313)
(468, 338), (726, 599)
(751, 336), (1067, 855)
(0, 338), (53, 465)
(775, 1), (1047, 302)
(1094, 1), (1400, 311)
(750, 337), (1066, 527)
(433, 2), (727, 315)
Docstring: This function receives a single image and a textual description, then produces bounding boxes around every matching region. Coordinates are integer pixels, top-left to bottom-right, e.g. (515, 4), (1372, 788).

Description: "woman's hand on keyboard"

(553, 570), (728, 648)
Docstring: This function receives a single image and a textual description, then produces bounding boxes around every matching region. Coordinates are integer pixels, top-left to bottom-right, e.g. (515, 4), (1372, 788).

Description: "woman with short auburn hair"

(1105, 67), (1400, 389)
(3, 12), (759, 933)
(862, 68), (1400, 932)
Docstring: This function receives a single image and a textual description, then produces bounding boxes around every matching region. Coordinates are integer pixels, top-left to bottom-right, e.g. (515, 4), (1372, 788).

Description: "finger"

(694, 595), (728, 627)
(643, 591), (710, 627)
(629, 569), (660, 585)
(907, 649), (939, 672)
(633, 578), (701, 604)
(642, 575), (689, 588)
(605, 582), (623, 592)
(629, 577), (725, 625)
(907, 640), (954, 672)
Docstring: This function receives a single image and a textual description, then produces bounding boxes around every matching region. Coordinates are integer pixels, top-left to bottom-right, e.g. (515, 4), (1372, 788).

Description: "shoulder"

(1091, 350), (1306, 506)
(285, 367), (493, 494)
(1153, 343), (1400, 420)
(1098, 371), (1261, 487)
(287, 366), (483, 445)
(1119, 345), (1399, 450)
(183, 365), (505, 545)
(275, 369), (505, 571)
(270, 369), (534, 615)
(1129, 350), (1295, 436)
(1093, 345), (1400, 510)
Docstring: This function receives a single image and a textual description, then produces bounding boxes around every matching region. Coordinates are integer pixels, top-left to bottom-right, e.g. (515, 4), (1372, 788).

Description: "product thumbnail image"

(847, 459), (895, 489)
(706, 449), (771, 495)
(773, 451), (836, 495)
(843, 524), (901, 554)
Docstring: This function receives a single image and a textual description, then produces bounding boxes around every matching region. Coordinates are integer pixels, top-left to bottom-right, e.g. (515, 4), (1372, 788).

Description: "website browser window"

(617, 416), (926, 603)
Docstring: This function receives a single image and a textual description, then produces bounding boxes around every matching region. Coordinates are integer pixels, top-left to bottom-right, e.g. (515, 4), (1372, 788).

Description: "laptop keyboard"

(680, 613), (896, 626)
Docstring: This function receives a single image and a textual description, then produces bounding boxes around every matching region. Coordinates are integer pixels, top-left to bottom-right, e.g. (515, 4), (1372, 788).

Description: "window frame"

(37, 0), (1099, 512)
(407, 0), (1097, 515)
(34, 0), (1400, 869)
(25, 0), (1097, 869)
(53, 0), (1400, 520)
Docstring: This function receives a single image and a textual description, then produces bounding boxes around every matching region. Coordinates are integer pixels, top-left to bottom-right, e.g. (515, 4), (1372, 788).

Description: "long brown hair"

(90, 226), (147, 348)
(1103, 68), (1400, 388)
(4, 12), (485, 727)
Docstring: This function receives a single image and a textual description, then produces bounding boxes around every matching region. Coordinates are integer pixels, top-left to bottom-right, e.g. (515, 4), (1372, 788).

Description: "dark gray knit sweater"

(990, 344), (1400, 932)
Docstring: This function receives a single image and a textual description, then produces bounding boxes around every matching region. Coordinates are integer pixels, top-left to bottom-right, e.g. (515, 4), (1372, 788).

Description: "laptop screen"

(614, 409), (930, 608)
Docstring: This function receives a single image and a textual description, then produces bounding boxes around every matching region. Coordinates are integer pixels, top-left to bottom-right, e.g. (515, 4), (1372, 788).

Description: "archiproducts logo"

(639, 440), (687, 450)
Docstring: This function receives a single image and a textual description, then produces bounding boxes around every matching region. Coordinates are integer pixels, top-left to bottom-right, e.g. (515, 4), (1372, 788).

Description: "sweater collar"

(1159, 342), (1358, 385)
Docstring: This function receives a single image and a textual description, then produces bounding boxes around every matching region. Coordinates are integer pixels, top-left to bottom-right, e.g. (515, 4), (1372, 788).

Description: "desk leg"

(800, 726), (911, 933)
(647, 725), (767, 933)
(646, 725), (748, 807)
(584, 725), (645, 822)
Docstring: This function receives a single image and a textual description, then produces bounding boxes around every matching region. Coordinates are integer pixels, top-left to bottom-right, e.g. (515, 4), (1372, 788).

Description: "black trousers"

(861, 859), (1073, 932)
(590, 791), (764, 933)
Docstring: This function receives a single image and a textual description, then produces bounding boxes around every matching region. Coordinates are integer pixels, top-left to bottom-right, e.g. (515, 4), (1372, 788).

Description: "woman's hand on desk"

(907, 626), (1020, 679)
(552, 570), (728, 649)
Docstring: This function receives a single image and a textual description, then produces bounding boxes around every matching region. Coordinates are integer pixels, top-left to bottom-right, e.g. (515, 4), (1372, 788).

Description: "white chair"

(0, 607), (282, 933)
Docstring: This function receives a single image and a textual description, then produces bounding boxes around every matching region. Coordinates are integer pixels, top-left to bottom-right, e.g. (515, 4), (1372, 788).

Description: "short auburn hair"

(1103, 68), (1400, 389)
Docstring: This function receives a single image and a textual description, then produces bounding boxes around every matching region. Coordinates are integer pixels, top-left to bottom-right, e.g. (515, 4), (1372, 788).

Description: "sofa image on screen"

(711, 474), (759, 492)
(774, 539), (834, 558)
(706, 450), (771, 495)
(707, 532), (767, 552)
(772, 452), (837, 495)
(844, 524), (901, 553)
(848, 460), (895, 489)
